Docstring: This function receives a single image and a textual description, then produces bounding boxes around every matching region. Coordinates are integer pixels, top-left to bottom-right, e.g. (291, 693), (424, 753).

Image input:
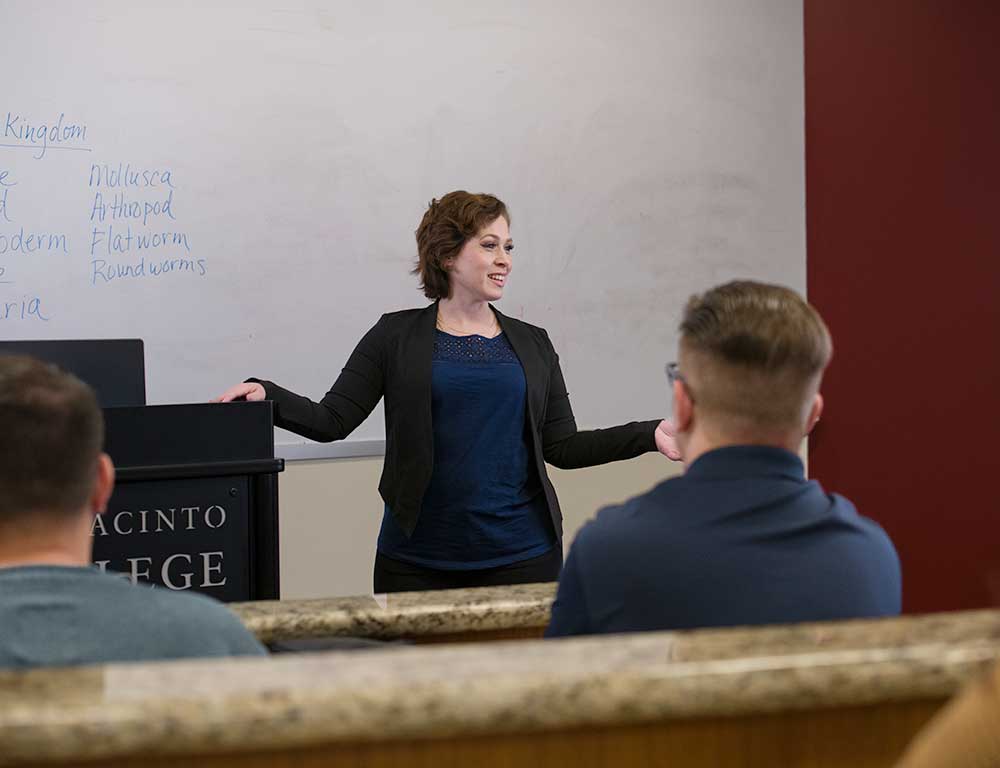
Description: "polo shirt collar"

(684, 445), (806, 482)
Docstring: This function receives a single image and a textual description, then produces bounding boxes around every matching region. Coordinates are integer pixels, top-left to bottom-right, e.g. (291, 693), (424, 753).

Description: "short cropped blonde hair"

(679, 281), (832, 431)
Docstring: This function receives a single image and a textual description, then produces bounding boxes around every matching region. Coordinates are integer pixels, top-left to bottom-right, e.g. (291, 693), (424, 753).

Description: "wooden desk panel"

(41, 698), (943, 768)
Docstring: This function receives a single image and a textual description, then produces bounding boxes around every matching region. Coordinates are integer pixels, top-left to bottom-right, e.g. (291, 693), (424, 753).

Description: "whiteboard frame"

(277, 439), (385, 461)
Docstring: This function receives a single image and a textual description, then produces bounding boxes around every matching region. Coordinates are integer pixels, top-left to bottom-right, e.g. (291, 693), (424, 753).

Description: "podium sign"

(93, 475), (252, 602)
(93, 401), (283, 601)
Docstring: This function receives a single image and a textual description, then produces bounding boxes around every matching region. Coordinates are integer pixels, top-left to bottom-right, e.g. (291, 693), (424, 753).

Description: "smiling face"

(446, 216), (513, 303)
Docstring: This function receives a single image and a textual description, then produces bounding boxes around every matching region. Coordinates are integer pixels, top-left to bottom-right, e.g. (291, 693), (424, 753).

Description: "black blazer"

(253, 303), (658, 539)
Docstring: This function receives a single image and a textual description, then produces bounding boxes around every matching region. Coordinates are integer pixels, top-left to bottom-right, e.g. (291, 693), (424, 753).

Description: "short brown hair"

(413, 191), (510, 300)
(679, 281), (832, 430)
(0, 355), (104, 523)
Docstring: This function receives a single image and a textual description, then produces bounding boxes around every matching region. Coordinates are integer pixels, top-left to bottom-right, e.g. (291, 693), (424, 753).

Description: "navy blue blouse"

(377, 330), (555, 570)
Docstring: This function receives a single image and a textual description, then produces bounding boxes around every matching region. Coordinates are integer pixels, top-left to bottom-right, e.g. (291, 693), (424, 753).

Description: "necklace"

(436, 310), (500, 338)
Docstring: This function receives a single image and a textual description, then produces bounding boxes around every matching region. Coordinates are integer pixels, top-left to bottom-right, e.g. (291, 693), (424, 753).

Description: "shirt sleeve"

(248, 315), (386, 442)
(222, 619), (269, 656)
(545, 538), (592, 638)
(539, 331), (659, 469)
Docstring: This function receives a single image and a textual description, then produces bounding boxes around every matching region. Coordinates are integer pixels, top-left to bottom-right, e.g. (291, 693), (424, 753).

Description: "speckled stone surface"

(1, 609), (999, 765)
(230, 582), (557, 642)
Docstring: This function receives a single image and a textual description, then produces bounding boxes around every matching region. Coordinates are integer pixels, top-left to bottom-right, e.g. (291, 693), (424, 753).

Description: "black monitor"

(0, 339), (145, 407)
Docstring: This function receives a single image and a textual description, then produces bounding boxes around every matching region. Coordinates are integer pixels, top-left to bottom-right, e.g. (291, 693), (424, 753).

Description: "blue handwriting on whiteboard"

(0, 170), (14, 223)
(88, 163), (175, 189)
(91, 257), (207, 284)
(90, 189), (177, 225)
(90, 224), (191, 256)
(0, 227), (68, 255)
(0, 295), (49, 321)
(2, 113), (89, 160)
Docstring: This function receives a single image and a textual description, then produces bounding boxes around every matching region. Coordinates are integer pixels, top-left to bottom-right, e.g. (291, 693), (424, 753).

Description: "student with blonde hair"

(547, 280), (901, 637)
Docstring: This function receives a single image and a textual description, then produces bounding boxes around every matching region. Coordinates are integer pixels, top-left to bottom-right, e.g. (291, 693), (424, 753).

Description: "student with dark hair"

(546, 280), (901, 637)
(0, 355), (265, 669)
(216, 191), (680, 592)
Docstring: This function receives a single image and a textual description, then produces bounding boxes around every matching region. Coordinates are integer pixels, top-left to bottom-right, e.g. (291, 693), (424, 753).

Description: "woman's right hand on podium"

(212, 382), (266, 403)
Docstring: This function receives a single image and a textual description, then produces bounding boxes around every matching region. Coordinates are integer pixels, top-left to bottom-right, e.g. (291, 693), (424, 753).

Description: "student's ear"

(90, 454), (115, 517)
(805, 393), (824, 434)
(674, 379), (695, 433)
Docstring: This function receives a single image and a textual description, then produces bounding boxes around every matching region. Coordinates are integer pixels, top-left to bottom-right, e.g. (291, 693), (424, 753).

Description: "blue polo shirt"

(546, 445), (901, 636)
(377, 330), (555, 570)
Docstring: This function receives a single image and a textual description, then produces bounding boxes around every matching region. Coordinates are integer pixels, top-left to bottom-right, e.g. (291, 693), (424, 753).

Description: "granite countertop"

(230, 583), (557, 642)
(1, 609), (999, 765)
(231, 580), (1000, 650)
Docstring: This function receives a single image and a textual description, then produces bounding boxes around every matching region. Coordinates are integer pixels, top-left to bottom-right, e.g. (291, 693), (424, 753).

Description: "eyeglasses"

(665, 362), (695, 402)
(665, 362), (683, 385)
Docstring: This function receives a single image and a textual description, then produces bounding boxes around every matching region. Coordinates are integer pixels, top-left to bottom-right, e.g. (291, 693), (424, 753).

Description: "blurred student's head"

(0, 355), (112, 537)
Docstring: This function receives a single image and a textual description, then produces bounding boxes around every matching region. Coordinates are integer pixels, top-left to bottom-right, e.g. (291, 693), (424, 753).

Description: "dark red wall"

(805, 0), (1000, 612)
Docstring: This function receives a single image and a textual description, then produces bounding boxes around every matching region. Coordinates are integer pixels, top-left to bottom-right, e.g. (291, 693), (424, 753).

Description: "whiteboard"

(0, 0), (805, 459)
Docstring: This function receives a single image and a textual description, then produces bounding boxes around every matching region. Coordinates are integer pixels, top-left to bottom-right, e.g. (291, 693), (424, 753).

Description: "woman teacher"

(216, 191), (679, 593)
